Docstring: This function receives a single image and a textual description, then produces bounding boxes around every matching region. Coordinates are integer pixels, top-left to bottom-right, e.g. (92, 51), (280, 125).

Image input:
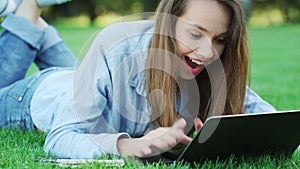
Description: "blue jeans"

(0, 14), (77, 130)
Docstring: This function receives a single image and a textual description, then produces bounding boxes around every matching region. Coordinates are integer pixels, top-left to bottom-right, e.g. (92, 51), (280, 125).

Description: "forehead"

(180, 0), (231, 34)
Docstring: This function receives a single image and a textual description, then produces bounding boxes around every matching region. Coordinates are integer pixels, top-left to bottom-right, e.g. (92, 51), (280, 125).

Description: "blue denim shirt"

(31, 20), (276, 159)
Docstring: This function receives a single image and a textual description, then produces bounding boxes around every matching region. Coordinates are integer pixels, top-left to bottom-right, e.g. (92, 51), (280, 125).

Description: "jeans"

(0, 14), (77, 130)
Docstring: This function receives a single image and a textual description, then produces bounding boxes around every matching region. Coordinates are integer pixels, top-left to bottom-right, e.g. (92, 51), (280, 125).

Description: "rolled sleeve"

(45, 127), (130, 158)
(1, 14), (44, 49)
(91, 133), (130, 155)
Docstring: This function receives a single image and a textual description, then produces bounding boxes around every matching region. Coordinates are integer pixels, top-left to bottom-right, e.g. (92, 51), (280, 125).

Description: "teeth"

(189, 57), (204, 66)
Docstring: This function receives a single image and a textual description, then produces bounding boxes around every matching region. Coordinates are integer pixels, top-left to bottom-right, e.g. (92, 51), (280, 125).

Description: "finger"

(153, 134), (176, 151)
(134, 139), (152, 157)
(171, 128), (192, 145)
(179, 134), (193, 145)
(172, 118), (187, 130)
(140, 146), (152, 157)
(143, 127), (169, 139)
(194, 117), (203, 131)
(171, 119), (190, 144)
(141, 133), (173, 155)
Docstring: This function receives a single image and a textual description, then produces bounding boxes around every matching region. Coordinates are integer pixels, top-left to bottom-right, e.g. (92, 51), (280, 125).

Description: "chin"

(179, 69), (200, 80)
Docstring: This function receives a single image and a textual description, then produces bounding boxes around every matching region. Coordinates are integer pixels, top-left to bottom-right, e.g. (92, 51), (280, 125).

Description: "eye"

(190, 32), (202, 39)
(215, 37), (227, 45)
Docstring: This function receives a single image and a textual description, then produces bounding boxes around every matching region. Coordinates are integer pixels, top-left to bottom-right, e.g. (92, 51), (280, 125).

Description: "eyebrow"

(187, 23), (229, 36)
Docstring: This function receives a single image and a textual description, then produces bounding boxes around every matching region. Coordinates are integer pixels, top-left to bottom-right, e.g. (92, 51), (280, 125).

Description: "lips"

(184, 56), (205, 75)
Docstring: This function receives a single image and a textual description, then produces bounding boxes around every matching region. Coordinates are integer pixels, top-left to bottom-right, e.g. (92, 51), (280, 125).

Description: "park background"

(43, 0), (300, 27)
(0, 0), (299, 168)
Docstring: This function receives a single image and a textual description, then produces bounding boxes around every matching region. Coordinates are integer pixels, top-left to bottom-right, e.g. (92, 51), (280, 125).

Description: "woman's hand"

(117, 118), (192, 157)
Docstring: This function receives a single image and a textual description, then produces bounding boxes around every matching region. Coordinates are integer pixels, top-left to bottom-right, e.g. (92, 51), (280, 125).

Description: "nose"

(194, 38), (214, 61)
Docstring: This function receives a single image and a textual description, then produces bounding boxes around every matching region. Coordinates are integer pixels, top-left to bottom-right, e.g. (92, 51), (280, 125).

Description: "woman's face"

(175, 0), (231, 79)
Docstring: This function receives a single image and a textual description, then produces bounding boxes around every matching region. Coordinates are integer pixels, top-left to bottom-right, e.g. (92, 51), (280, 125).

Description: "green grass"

(0, 129), (299, 169)
(1, 24), (300, 168)
(248, 24), (300, 111)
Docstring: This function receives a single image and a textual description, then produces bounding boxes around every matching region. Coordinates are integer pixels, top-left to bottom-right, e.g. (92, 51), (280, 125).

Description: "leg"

(15, 0), (41, 24)
(35, 18), (77, 70)
(0, 0), (76, 87)
(0, 0), (42, 88)
(16, 0), (77, 69)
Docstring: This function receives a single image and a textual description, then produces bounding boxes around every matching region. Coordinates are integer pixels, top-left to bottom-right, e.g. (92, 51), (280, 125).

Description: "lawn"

(1, 24), (299, 168)
(248, 24), (300, 111)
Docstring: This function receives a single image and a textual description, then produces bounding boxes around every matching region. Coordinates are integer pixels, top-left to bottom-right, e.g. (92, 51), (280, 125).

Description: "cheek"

(176, 40), (187, 56)
(214, 45), (226, 58)
(175, 29), (193, 56)
(176, 37), (194, 57)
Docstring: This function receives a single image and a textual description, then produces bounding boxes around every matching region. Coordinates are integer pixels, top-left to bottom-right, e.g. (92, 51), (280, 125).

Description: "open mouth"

(184, 56), (204, 69)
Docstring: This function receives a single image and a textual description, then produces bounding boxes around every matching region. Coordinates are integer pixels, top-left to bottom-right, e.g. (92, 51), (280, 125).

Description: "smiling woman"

(0, 0), (276, 160)
(146, 0), (250, 129)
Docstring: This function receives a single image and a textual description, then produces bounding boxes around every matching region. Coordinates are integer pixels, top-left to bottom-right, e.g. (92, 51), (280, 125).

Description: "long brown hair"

(146, 0), (248, 127)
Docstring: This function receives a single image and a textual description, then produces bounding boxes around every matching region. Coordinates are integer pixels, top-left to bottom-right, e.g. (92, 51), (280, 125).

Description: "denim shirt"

(31, 20), (276, 159)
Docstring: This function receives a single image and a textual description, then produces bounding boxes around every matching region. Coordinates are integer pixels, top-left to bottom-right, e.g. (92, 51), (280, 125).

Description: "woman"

(0, 0), (276, 159)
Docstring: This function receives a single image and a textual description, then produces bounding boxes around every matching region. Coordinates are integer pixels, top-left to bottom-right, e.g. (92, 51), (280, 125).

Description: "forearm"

(44, 131), (129, 159)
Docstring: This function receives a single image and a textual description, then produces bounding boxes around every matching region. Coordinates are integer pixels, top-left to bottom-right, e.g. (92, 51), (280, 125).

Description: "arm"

(244, 86), (276, 113)
(44, 95), (197, 159)
(43, 91), (131, 159)
(45, 128), (129, 159)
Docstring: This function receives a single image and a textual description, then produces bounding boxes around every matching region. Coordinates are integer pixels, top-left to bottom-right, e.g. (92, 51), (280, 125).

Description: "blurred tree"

(43, 0), (300, 24)
(276, 0), (300, 22)
(43, 0), (142, 25)
(141, 0), (160, 19)
(253, 0), (300, 22)
(142, 0), (160, 12)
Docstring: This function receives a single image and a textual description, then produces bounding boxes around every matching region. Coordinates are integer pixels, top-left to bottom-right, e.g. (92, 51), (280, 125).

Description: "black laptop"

(139, 110), (300, 164)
